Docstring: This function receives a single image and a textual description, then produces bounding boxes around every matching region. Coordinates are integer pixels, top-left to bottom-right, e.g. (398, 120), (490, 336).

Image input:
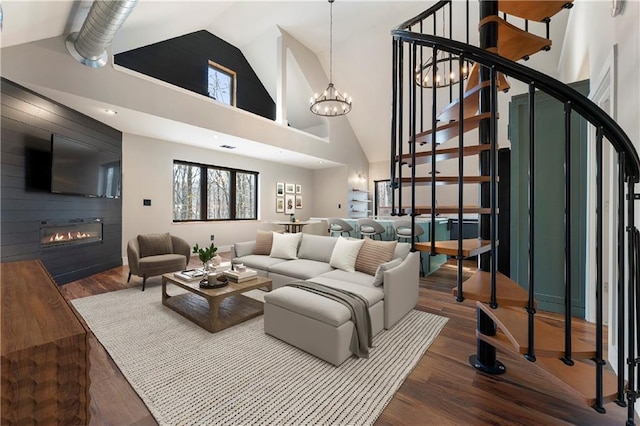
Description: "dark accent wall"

(1, 78), (122, 284)
(115, 30), (276, 121)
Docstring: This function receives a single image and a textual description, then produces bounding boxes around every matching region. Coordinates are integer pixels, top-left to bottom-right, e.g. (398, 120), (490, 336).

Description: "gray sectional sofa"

(231, 232), (420, 365)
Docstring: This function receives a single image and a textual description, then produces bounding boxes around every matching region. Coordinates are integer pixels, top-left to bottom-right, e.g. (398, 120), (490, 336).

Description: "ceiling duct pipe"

(66, 0), (138, 68)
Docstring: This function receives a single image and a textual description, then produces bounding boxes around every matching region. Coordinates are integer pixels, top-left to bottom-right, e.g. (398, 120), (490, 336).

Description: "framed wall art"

(285, 183), (295, 194)
(285, 194), (295, 214)
(276, 182), (284, 196)
(295, 195), (303, 209)
(276, 197), (284, 213)
(295, 184), (302, 194)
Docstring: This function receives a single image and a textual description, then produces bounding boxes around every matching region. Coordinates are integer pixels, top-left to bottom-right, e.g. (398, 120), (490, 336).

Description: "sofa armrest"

(382, 251), (420, 329)
(127, 238), (141, 276)
(171, 235), (191, 264)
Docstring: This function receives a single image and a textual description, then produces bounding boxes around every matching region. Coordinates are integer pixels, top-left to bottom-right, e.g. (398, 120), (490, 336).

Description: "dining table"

(266, 220), (321, 233)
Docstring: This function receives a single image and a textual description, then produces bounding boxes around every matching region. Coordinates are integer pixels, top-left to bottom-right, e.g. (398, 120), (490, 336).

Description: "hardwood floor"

(60, 258), (636, 425)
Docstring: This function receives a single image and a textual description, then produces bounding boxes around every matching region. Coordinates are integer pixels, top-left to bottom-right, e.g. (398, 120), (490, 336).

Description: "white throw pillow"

(373, 258), (403, 286)
(270, 232), (302, 259)
(329, 237), (365, 272)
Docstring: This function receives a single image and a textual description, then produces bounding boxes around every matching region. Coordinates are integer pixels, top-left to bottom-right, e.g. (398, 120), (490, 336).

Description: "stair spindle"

(526, 82), (536, 362)
(390, 38), (399, 215)
(410, 41), (418, 242)
(489, 66), (498, 309)
(615, 152), (627, 406)
(627, 180), (637, 424)
(397, 41), (404, 216)
(594, 127), (605, 414)
(456, 53), (465, 302)
(630, 227), (640, 425)
(562, 101), (574, 366)
(430, 45), (438, 256)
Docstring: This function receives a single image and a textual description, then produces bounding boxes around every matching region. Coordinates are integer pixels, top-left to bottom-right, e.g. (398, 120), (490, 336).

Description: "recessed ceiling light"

(219, 144), (236, 150)
(104, 109), (117, 115)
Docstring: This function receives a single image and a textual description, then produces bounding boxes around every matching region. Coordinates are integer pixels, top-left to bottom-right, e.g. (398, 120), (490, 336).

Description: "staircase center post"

(470, 0), (506, 376)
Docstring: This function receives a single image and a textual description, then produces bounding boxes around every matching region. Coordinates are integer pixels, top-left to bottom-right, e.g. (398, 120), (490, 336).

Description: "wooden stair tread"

(498, 0), (573, 22)
(414, 239), (492, 257)
(403, 205), (494, 215)
(414, 112), (494, 146)
(453, 270), (531, 307)
(465, 62), (511, 98)
(534, 357), (619, 406)
(476, 302), (596, 358)
(399, 145), (492, 166)
(479, 16), (552, 62)
(396, 176), (493, 186)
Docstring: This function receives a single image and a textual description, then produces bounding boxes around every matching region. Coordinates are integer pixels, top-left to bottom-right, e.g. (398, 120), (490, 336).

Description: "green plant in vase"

(193, 242), (218, 272)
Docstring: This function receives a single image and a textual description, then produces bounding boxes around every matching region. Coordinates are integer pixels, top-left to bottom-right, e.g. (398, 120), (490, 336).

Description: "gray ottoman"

(263, 284), (384, 366)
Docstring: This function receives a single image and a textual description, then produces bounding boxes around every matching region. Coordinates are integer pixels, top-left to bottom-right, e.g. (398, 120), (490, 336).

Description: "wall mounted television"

(50, 134), (121, 198)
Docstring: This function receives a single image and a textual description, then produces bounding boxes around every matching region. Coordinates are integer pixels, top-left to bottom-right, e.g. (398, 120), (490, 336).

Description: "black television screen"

(50, 134), (121, 198)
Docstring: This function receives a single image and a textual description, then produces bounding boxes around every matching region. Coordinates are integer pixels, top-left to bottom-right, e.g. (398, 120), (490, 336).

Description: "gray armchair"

(127, 233), (191, 291)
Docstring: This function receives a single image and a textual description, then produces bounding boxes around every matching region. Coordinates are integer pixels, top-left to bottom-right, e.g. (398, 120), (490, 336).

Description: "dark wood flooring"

(60, 258), (636, 425)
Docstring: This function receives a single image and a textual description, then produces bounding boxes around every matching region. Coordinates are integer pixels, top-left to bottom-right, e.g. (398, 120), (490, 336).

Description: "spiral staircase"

(390, 1), (639, 423)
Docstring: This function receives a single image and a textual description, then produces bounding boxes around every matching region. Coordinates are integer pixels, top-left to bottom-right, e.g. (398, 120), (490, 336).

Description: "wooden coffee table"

(161, 273), (272, 333)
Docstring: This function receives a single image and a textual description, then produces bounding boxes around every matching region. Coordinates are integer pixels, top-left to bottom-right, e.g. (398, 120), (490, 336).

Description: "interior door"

(509, 80), (589, 317)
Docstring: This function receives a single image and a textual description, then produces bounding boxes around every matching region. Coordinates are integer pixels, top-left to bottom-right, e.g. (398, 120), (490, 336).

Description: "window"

(207, 60), (236, 106)
(374, 179), (393, 216)
(173, 161), (258, 221)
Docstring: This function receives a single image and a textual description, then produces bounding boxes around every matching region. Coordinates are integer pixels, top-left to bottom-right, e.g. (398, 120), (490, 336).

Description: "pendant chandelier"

(415, 53), (469, 88)
(415, 7), (468, 89)
(310, 0), (352, 117)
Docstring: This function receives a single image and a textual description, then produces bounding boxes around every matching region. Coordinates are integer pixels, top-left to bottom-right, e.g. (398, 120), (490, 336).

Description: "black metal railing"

(391, 2), (640, 420)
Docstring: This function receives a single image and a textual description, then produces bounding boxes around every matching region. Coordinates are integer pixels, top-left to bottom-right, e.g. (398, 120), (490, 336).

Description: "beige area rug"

(72, 284), (448, 425)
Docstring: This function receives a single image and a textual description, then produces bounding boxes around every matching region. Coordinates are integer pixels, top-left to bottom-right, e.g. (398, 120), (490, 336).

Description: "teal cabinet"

(509, 80), (589, 317)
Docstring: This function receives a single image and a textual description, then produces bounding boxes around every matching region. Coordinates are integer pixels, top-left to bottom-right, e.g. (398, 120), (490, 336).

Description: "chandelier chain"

(329, 0), (333, 84)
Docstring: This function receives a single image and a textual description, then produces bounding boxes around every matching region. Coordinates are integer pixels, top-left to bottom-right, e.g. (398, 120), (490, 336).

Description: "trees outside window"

(173, 161), (257, 221)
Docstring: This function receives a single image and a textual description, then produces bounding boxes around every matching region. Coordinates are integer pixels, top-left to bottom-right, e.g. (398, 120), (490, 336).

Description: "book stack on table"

(223, 269), (258, 282)
(173, 269), (205, 282)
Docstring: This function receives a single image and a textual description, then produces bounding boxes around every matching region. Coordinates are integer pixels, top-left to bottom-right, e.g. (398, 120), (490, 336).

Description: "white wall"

(122, 134), (315, 257)
(558, 1), (640, 416)
(0, 33), (373, 257)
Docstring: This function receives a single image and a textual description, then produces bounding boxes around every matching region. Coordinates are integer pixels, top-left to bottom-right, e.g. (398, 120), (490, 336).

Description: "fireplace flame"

(46, 231), (95, 243)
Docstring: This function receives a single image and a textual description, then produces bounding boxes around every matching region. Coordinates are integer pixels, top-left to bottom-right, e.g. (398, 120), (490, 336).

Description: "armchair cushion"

(137, 233), (173, 258)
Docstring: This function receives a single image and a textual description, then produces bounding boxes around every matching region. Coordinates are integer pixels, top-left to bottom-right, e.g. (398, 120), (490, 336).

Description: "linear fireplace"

(40, 218), (103, 249)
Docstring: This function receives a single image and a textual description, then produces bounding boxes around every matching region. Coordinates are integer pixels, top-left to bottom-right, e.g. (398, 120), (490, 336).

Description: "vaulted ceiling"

(0, 1), (569, 167)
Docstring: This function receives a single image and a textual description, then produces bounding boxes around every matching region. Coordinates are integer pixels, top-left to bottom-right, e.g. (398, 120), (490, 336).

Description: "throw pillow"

(137, 233), (173, 258)
(253, 230), (275, 255)
(270, 232), (302, 259)
(329, 237), (365, 272)
(355, 239), (398, 276)
(373, 258), (403, 286)
(393, 242), (411, 260)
